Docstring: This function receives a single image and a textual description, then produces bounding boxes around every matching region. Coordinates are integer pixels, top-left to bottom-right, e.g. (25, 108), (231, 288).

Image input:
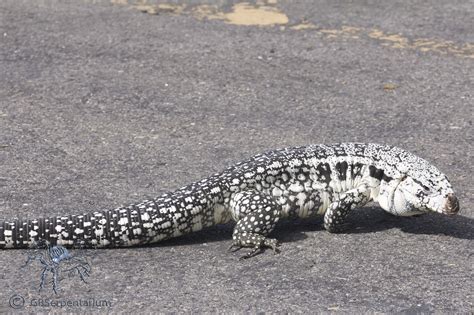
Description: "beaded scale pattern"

(0, 143), (459, 259)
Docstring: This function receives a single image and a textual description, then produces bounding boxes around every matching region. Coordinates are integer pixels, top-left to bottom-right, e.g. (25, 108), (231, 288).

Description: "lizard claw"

(228, 243), (242, 252)
(239, 247), (263, 260)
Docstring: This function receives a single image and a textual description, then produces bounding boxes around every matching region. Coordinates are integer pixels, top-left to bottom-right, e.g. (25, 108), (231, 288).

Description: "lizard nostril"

(445, 193), (460, 215)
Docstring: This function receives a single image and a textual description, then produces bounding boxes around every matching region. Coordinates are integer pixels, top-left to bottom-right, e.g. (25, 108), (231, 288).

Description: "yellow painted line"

(290, 22), (317, 30)
(109, 0), (474, 59)
(220, 2), (288, 26)
(191, 2), (288, 26)
(366, 29), (473, 58)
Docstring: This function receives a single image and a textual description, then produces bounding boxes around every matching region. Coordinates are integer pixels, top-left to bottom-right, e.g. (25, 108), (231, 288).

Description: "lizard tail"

(0, 202), (175, 249)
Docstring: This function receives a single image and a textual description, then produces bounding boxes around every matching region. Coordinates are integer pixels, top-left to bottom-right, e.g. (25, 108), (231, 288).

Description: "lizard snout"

(443, 193), (459, 215)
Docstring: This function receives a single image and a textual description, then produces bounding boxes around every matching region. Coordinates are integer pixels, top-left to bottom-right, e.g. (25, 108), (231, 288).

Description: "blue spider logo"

(22, 240), (92, 294)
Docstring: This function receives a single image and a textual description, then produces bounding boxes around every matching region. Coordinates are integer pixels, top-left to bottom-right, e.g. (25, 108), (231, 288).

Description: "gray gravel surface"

(0, 0), (472, 313)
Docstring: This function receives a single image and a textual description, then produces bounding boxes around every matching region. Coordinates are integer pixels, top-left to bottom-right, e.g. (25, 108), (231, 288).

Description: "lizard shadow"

(149, 219), (316, 248)
(150, 206), (473, 248)
(342, 206), (474, 240)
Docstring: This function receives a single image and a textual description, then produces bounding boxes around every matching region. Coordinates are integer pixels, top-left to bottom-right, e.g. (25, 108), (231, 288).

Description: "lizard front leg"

(324, 184), (371, 233)
(229, 191), (282, 259)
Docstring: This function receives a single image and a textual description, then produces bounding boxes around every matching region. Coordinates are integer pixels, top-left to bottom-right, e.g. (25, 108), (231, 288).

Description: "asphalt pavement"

(0, 0), (472, 313)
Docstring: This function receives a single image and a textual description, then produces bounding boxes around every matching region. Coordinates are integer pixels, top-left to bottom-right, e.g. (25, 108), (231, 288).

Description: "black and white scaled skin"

(0, 143), (460, 259)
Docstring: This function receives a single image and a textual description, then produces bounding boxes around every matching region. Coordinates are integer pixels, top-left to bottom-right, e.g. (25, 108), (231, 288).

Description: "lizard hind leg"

(229, 191), (282, 260)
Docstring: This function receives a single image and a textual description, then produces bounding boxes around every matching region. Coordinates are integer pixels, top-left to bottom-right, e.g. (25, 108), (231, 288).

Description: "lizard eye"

(418, 184), (431, 195)
(411, 178), (430, 193)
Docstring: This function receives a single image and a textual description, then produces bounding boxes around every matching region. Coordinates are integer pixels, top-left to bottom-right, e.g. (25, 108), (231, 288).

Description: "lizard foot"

(230, 234), (280, 260)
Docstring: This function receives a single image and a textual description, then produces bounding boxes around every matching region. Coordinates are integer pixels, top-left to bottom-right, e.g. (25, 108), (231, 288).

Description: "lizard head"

(377, 159), (459, 216)
(390, 174), (459, 216)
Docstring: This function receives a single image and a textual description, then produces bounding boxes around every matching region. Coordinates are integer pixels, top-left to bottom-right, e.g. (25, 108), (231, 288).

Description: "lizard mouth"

(443, 193), (459, 215)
